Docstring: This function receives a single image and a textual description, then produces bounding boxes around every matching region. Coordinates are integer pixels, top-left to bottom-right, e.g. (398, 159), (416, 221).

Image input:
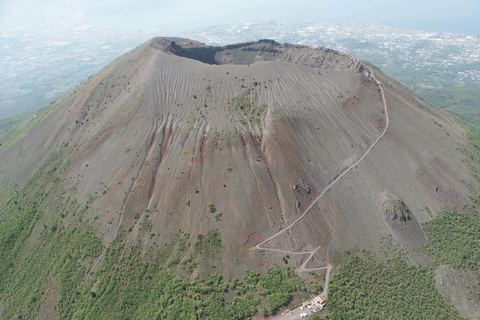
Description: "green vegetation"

(414, 84), (480, 124)
(363, 60), (480, 125)
(207, 203), (216, 213)
(458, 117), (480, 160)
(424, 209), (480, 270)
(259, 266), (305, 314)
(448, 118), (480, 268)
(228, 91), (267, 125)
(1, 221), (305, 319)
(368, 55), (480, 124)
(194, 230), (223, 276)
(327, 192), (480, 319)
(326, 252), (463, 320)
(425, 206), (432, 216)
(214, 212), (223, 222)
(0, 150), (104, 318)
(0, 106), (52, 153)
(0, 107), (42, 138)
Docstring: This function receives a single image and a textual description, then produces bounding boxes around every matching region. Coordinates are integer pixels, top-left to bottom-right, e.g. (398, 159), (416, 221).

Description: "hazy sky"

(1, 0), (479, 35)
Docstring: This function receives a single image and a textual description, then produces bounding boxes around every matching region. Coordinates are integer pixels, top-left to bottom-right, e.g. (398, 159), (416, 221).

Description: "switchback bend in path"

(253, 66), (389, 299)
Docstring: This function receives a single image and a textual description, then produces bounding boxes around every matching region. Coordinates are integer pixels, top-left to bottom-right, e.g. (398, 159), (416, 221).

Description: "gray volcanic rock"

(0, 37), (476, 284)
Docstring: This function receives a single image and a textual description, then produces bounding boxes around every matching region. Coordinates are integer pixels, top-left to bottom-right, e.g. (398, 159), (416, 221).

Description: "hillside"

(0, 38), (478, 319)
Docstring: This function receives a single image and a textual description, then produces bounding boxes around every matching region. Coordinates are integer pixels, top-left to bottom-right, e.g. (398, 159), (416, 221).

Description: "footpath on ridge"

(253, 66), (390, 301)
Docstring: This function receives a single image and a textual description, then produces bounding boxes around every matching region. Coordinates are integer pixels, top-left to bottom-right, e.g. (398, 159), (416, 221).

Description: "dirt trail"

(254, 66), (389, 300)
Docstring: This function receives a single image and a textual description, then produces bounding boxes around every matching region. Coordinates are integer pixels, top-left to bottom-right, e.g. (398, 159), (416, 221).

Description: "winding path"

(254, 66), (389, 300)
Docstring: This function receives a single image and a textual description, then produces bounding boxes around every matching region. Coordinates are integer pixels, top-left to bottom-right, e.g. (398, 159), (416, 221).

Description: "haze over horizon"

(1, 0), (479, 36)
(0, 0), (478, 120)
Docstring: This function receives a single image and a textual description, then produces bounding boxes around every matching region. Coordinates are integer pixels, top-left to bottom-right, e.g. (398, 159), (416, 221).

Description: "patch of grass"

(194, 229), (223, 276)
(0, 107), (51, 153)
(425, 206), (432, 216)
(228, 91), (267, 125)
(0, 107), (42, 138)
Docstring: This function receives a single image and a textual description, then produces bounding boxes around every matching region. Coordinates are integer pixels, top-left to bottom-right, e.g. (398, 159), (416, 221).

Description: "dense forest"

(325, 251), (463, 319)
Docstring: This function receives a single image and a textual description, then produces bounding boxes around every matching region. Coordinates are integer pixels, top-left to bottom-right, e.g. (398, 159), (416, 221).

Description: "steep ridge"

(0, 38), (477, 317)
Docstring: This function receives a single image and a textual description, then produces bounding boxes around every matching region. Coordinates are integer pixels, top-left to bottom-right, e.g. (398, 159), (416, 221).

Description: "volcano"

(0, 38), (476, 319)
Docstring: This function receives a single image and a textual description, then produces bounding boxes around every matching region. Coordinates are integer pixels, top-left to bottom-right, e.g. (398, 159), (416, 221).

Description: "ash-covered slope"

(0, 38), (476, 317)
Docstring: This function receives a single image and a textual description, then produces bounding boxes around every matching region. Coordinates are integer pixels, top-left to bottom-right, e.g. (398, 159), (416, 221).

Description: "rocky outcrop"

(384, 196), (412, 223)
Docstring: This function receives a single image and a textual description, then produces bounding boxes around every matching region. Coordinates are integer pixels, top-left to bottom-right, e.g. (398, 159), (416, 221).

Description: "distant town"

(1, 19), (479, 119)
